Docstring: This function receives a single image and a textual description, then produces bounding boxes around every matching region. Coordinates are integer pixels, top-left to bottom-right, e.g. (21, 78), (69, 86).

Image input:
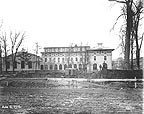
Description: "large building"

(41, 43), (114, 72)
(1, 51), (42, 72)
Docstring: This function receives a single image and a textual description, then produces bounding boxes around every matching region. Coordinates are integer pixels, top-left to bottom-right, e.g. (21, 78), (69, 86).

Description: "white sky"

(0, 0), (143, 59)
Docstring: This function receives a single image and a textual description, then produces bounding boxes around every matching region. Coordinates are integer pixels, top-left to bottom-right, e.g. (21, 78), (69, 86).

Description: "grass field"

(0, 78), (143, 114)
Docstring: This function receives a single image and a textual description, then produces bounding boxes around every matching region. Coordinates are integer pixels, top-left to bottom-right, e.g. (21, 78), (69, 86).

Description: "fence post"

(134, 77), (137, 88)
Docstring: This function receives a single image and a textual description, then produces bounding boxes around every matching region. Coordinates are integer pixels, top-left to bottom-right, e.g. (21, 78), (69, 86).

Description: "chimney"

(97, 43), (103, 49)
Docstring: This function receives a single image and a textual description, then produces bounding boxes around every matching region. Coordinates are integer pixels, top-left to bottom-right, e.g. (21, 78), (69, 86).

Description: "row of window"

(41, 63), (90, 70)
(44, 57), (85, 63)
(44, 53), (84, 57)
(45, 47), (88, 52)
(44, 56), (107, 62)
(6, 61), (32, 69)
(41, 63), (107, 70)
(93, 56), (107, 60)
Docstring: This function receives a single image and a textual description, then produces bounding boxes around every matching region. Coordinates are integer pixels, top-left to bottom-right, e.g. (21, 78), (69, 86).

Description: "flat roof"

(88, 48), (114, 51)
(44, 46), (90, 49)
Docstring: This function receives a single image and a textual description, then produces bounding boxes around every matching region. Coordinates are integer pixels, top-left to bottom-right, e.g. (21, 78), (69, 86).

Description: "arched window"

(50, 65), (53, 70)
(79, 64), (82, 70)
(74, 64), (77, 68)
(103, 62), (108, 69)
(45, 65), (48, 70)
(54, 64), (58, 70)
(64, 64), (67, 70)
(28, 61), (32, 69)
(21, 61), (25, 69)
(93, 63), (97, 70)
(41, 65), (44, 70)
(59, 64), (62, 70)
(69, 64), (72, 68)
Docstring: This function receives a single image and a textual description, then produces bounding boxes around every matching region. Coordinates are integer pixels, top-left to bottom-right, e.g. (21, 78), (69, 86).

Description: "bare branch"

(139, 32), (144, 50)
(110, 13), (125, 32)
(0, 20), (3, 30)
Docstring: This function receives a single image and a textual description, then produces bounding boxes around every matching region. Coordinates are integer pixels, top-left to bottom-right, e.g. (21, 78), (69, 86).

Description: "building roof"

(6, 51), (41, 58)
(88, 48), (114, 52)
(44, 45), (90, 49)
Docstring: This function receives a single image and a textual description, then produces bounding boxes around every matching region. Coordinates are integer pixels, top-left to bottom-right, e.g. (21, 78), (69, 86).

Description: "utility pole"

(0, 44), (2, 74)
(35, 42), (40, 70)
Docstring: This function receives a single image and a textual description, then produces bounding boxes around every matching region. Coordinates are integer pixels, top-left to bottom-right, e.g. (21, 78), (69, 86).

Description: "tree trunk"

(4, 57), (7, 72)
(124, 0), (133, 70)
(130, 38), (133, 70)
(136, 49), (140, 69)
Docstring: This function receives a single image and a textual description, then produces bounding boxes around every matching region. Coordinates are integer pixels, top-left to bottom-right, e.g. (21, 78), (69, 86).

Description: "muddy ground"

(0, 78), (143, 114)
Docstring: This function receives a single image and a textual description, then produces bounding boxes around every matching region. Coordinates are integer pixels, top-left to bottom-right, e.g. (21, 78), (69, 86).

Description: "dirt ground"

(0, 79), (143, 114)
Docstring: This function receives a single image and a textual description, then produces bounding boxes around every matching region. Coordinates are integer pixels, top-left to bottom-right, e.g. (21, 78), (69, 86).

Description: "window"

(93, 63), (97, 70)
(104, 56), (107, 60)
(45, 58), (47, 62)
(41, 65), (43, 70)
(68, 64), (72, 68)
(59, 64), (62, 70)
(54, 64), (58, 70)
(94, 56), (96, 60)
(74, 64), (77, 68)
(58, 58), (60, 62)
(64, 64), (67, 70)
(49, 58), (51, 62)
(45, 65), (48, 70)
(53, 58), (56, 62)
(28, 61), (32, 69)
(103, 62), (107, 69)
(79, 64), (82, 70)
(62, 58), (64, 62)
(21, 61), (25, 69)
(50, 65), (53, 70)
(75, 57), (78, 61)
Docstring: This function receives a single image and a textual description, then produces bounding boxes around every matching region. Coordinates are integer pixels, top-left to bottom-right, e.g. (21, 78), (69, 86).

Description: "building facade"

(2, 52), (42, 72)
(41, 43), (114, 72)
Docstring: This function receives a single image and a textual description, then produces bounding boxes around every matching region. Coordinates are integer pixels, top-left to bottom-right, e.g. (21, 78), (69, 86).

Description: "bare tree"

(0, 20), (3, 74)
(10, 31), (25, 72)
(110, 0), (143, 70)
(132, 0), (144, 69)
(0, 31), (9, 72)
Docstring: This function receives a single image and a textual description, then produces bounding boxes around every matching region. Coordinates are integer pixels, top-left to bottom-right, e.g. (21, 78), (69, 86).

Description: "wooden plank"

(6, 78), (144, 82)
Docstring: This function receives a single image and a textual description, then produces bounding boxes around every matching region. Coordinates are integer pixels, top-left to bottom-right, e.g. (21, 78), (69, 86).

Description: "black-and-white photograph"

(0, 0), (143, 114)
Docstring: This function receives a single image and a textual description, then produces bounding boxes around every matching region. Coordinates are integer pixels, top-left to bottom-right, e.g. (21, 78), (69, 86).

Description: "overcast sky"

(0, 0), (143, 59)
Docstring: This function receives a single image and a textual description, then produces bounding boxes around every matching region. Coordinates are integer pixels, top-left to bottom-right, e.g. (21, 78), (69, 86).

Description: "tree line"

(111, 0), (143, 70)
(0, 30), (25, 72)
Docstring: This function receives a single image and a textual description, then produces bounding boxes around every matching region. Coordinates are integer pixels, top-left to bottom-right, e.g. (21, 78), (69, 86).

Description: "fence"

(93, 69), (143, 79)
